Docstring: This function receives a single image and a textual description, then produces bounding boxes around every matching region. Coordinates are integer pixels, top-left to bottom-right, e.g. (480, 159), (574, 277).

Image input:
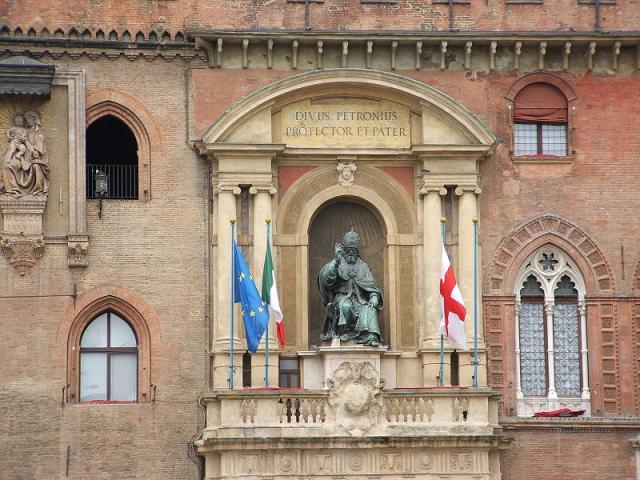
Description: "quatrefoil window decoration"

(538, 252), (559, 272)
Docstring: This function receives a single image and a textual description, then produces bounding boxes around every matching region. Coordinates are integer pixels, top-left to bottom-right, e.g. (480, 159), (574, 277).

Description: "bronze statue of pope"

(318, 228), (383, 346)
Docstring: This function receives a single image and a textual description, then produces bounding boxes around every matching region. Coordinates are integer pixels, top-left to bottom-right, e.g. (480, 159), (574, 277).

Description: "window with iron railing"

(86, 114), (139, 199)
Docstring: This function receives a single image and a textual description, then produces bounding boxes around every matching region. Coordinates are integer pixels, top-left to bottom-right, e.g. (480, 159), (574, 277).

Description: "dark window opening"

(450, 351), (459, 386)
(279, 357), (300, 388)
(242, 352), (252, 387)
(86, 115), (138, 199)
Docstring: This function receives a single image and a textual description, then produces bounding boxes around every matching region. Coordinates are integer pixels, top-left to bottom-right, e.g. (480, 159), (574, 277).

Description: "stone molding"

(486, 214), (615, 294)
(189, 30), (640, 74)
(277, 165), (416, 235)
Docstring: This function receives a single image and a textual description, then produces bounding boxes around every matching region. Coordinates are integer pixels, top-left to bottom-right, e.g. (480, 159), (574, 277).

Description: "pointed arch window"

(515, 247), (590, 416)
(80, 311), (138, 402)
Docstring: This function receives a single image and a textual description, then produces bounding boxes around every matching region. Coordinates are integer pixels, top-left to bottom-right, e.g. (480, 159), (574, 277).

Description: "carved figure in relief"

(318, 228), (383, 346)
(1, 111), (49, 197)
(327, 361), (384, 435)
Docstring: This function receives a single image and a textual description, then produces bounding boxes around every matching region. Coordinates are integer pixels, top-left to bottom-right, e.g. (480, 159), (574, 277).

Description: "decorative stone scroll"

(327, 361), (384, 435)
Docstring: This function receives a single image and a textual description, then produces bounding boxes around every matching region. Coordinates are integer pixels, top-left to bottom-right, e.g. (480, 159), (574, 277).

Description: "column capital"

(454, 185), (482, 196)
(419, 184), (447, 196)
(544, 300), (555, 315)
(213, 184), (242, 196)
(249, 184), (277, 196)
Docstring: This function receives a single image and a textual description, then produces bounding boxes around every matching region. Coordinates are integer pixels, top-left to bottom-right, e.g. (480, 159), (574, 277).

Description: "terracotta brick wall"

(501, 423), (637, 480)
(3, 0), (640, 35)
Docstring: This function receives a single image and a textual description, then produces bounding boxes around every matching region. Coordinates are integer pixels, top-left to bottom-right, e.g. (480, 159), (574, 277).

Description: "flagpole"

(229, 219), (236, 390)
(473, 217), (479, 388)
(264, 218), (271, 388)
(439, 217), (446, 387)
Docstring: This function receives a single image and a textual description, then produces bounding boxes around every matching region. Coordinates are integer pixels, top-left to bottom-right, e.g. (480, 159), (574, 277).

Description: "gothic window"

(513, 83), (568, 157)
(86, 115), (139, 199)
(514, 248), (589, 416)
(79, 311), (138, 402)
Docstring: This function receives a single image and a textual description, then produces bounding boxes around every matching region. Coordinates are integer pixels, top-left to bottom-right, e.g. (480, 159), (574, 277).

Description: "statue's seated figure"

(318, 228), (383, 347)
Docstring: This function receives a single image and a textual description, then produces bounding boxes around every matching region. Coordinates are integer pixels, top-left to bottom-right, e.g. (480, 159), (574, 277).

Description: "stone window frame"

(86, 90), (159, 201)
(513, 246), (591, 417)
(66, 296), (152, 404)
(505, 72), (577, 164)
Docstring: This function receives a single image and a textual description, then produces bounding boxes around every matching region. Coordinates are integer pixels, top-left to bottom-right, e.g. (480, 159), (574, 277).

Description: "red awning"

(514, 82), (568, 123)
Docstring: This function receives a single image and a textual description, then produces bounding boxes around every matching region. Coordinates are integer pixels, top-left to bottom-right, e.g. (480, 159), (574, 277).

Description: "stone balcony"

(196, 372), (505, 479)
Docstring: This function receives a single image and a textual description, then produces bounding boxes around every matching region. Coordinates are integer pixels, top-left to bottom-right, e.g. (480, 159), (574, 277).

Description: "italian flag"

(261, 234), (285, 348)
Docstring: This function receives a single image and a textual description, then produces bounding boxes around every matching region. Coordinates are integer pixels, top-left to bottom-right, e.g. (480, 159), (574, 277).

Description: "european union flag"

(233, 240), (269, 353)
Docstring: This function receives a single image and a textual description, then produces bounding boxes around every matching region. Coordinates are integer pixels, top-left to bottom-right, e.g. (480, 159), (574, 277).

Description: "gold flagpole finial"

(472, 217), (479, 224)
(440, 217), (447, 224)
(265, 217), (272, 224)
(230, 219), (236, 225)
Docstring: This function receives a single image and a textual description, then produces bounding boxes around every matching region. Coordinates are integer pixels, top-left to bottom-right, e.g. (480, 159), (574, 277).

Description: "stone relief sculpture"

(318, 228), (383, 346)
(0, 110), (49, 197)
(327, 361), (384, 435)
(336, 160), (356, 187)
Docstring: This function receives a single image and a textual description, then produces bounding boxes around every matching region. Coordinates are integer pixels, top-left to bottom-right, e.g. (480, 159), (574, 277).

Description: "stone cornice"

(189, 29), (640, 43)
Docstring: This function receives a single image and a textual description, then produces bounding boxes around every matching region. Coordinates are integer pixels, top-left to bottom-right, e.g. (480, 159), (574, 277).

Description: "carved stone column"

(544, 300), (558, 401)
(514, 300), (523, 401)
(420, 184), (447, 348)
(213, 184), (241, 389)
(250, 184), (279, 387)
(454, 186), (483, 346)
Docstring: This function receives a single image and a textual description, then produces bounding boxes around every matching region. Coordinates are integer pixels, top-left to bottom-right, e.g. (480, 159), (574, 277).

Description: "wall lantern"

(94, 169), (108, 218)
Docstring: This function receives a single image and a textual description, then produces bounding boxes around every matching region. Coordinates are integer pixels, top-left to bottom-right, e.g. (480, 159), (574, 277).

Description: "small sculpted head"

(342, 228), (360, 265)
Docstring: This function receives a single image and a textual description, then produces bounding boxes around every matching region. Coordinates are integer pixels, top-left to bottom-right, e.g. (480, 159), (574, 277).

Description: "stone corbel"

(67, 234), (89, 268)
(0, 233), (45, 275)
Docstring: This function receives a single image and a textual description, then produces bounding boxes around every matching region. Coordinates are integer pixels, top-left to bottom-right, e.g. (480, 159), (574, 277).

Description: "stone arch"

(58, 285), (160, 403)
(86, 89), (163, 200)
(505, 71), (577, 102)
(201, 68), (496, 147)
(277, 165), (416, 237)
(487, 215), (615, 295)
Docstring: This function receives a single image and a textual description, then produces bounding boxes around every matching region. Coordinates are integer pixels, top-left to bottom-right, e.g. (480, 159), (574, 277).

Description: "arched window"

(513, 83), (568, 157)
(80, 311), (138, 402)
(86, 115), (139, 199)
(514, 247), (590, 416)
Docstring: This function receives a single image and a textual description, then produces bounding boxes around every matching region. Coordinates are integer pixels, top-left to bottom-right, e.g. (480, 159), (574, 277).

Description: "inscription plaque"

(281, 99), (411, 148)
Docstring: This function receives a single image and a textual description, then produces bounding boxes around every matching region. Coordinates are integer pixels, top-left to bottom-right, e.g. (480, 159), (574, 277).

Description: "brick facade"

(2, 2), (640, 479)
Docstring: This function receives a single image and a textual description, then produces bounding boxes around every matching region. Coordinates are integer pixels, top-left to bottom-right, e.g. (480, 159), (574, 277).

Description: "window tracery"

(514, 247), (590, 416)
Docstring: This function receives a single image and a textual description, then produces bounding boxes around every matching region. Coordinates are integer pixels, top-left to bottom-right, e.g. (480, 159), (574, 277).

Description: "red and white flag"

(440, 242), (468, 350)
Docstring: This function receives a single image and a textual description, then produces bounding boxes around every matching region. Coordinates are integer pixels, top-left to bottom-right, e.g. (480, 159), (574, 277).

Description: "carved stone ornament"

(67, 234), (89, 268)
(0, 110), (50, 198)
(0, 232), (45, 275)
(337, 161), (356, 187)
(327, 361), (384, 435)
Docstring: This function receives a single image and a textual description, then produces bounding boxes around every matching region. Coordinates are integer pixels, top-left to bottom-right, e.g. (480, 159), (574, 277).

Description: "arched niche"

(307, 198), (388, 347)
